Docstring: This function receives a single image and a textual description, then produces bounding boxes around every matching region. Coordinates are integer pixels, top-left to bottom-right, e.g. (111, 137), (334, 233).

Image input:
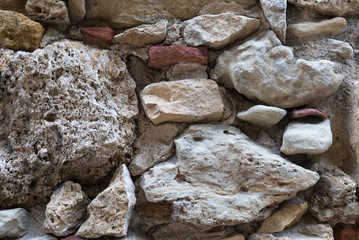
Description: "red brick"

(148, 45), (208, 69)
(80, 27), (114, 44)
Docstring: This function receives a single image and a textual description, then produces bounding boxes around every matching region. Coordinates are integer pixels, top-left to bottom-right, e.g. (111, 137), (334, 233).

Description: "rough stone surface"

(281, 119), (333, 155)
(80, 27), (114, 44)
(287, 17), (347, 38)
(25, 0), (70, 25)
(211, 31), (345, 108)
(140, 124), (319, 226)
(0, 0), (27, 14)
(76, 164), (136, 238)
(166, 63), (208, 80)
(287, 0), (359, 16)
(221, 234), (245, 240)
(237, 105), (287, 128)
(334, 227), (359, 240)
(0, 10), (44, 51)
(40, 28), (66, 48)
(0, 40), (138, 208)
(327, 39), (354, 59)
(28, 235), (58, 240)
(43, 181), (89, 236)
(69, 0), (85, 22)
(260, 0), (286, 43)
(0, 208), (29, 238)
(199, 1), (247, 15)
(114, 21), (167, 47)
(183, 13), (260, 49)
(140, 79), (224, 125)
(306, 163), (359, 225)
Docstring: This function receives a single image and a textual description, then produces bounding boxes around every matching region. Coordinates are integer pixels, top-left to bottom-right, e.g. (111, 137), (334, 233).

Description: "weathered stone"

(250, 234), (291, 240)
(114, 21), (167, 47)
(288, 17), (347, 38)
(306, 163), (359, 225)
(0, 10), (44, 51)
(281, 119), (332, 155)
(29, 235), (58, 240)
(140, 124), (319, 226)
(211, 31), (344, 108)
(260, 0), (286, 43)
(221, 234), (245, 240)
(350, 81), (359, 165)
(76, 164), (136, 238)
(0, 208), (29, 238)
(148, 45), (208, 69)
(140, 79), (224, 125)
(237, 105), (286, 128)
(69, 0), (85, 22)
(299, 224), (334, 239)
(199, 1), (247, 15)
(166, 63), (208, 81)
(80, 27), (114, 44)
(287, 0), (359, 16)
(183, 13), (260, 49)
(258, 199), (308, 233)
(327, 39), (354, 59)
(44, 181), (89, 236)
(40, 28), (65, 48)
(334, 227), (359, 240)
(60, 236), (87, 240)
(164, 20), (183, 45)
(121, 231), (150, 240)
(0, 0), (27, 14)
(25, 0), (69, 25)
(0, 40), (137, 208)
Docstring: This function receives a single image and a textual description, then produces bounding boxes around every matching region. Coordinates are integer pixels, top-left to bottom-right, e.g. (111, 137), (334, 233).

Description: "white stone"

(183, 13), (260, 49)
(25, 0), (70, 25)
(0, 208), (29, 238)
(140, 79), (224, 125)
(237, 105), (287, 128)
(260, 0), (287, 43)
(211, 31), (344, 108)
(69, 0), (85, 22)
(281, 119), (333, 155)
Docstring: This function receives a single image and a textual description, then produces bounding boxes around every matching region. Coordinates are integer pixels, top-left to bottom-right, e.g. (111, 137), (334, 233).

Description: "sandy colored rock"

(140, 79), (224, 125)
(44, 181), (89, 236)
(166, 63), (208, 81)
(211, 31), (344, 108)
(183, 13), (260, 49)
(199, 1), (247, 15)
(0, 208), (29, 238)
(260, 0), (286, 43)
(140, 124), (319, 226)
(287, 17), (347, 38)
(221, 234), (245, 240)
(25, 0), (69, 25)
(40, 28), (65, 48)
(69, 0), (85, 22)
(327, 39), (354, 59)
(281, 119), (333, 155)
(0, 0), (27, 14)
(76, 164), (136, 238)
(114, 21), (167, 47)
(0, 10), (44, 51)
(237, 105), (287, 128)
(287, 0), (359, 16)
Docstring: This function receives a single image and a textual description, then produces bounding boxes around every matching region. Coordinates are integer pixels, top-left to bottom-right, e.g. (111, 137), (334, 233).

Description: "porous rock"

(140, 79), (224, 125)
(69, 0), (86, 23)
(0, 10), (44, 51)
(0, 40), (137, 208)
(140, 124), (319, 226)
(166, 63), (208, 81)
(114, 21), (167, 47)
(44, 181), (89, 236)
(281, 119), (333, 155)
(25, 0), (70, 25)
(211, 31), (344, 108)
(237, 105), (287, 128)
(76, 164), (136, 238)
(259, 0), (286, 43)
(0, 208), (29, 238)
(287, 0), (359, 16)
(183, 13), (260, 49)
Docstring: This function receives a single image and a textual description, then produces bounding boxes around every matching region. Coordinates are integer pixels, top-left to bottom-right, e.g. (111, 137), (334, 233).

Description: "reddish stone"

(80, 27), (114, 43)
(148, 45), (208, 69)
(289, 108), (327, 119)
(334, 227), (359, 240)
(60, 236), (88, 240)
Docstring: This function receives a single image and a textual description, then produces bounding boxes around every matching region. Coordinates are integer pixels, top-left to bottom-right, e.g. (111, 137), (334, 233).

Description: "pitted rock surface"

(25, 0), (70, 25)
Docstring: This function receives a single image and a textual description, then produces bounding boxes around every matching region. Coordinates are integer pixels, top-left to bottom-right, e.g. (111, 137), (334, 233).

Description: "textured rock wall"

(0, 0), (359, 240)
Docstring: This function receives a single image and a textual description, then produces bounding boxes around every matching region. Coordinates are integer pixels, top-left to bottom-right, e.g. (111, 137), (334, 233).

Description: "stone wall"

(0, 0), (359, 240)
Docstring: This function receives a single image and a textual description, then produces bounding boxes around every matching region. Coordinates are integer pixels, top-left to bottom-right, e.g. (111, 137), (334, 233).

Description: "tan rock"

(25, 0), (69, 25)
(140, 79), (224, 125)
(0, 10), (44, 51)
(221, 234), (245, 240)
(76, 164), (136, 238)
(288, 0), (359, 16)
(69, 0), (85, 22)
(0, 0), (27, 14)
(287, 17), (347, 38)
(165, 63), (208, 81)
(327, 39), (354, 59)
(199, 1), (247, 15)
(114, 21), (167, 47)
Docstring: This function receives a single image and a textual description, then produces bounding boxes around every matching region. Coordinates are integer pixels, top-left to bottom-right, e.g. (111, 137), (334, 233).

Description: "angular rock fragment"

(140, 124), (319, 226)
(44, 181), (89, 236)
(0, 208), (29, 238)
(140, 79), (224, 125)
(237, 105), (287, 128)
(76, 164), (136, 238)
(69, 0), (85, 22)
(260, 0), (287, 43)
(222, 234), (245, 240)
(0, 10), (44, 51)
(183, 13), (260, 49)
(287, 17), (347, 38)
(25, 0), (69, 25)
(211, 31), (344, 108)
(114, 21), (167, 47)
(281, 119), (332, 155)
(80, 27), (114, 43)
(287, 0), (359, 16)
(148, 45), (208, 69)
(199, 1), (247, 15)
(166, 63), (208, 80)
(327, 39), (354, 59)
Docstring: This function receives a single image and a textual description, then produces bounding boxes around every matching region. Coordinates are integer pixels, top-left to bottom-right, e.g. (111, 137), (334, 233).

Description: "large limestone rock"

(211, 31), (344, 108)
(0, 10), (44, 51)
(259, 0), (286, 43)
(140, 79), (224, 125)
(25, 0), (70, 25)
(76, 164), (136, 238)
(0, 40), (138, 208)
(0, 208), (29, 238)
(287, 0), (359, 16)
(183, 13), (260, 49)
(237, 105), (287, 128)
(140, 124), (319, 226)
(44, 181), (89, 236)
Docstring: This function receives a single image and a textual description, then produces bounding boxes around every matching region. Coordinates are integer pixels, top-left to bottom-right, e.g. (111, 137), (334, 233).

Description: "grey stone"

(166, 63), (208, 81)
(260, 0), (287, 43)
(327, 39), (354, 59)
(0, 208), (29, 238)
(69, 0), (86, 22)
(40, 28), (66, 48)
(237, 105), (287, 128)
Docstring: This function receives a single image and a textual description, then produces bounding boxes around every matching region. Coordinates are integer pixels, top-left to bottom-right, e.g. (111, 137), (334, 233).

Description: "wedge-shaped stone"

(140, 124), (319, 226)
(183, 13), (260, 49)
(211, 31), (344, 108)
(140, 79), (224, 125)
(0, 208), (29, 238)
(237, 105), (286, 128)
(260, 0), (287, 43)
